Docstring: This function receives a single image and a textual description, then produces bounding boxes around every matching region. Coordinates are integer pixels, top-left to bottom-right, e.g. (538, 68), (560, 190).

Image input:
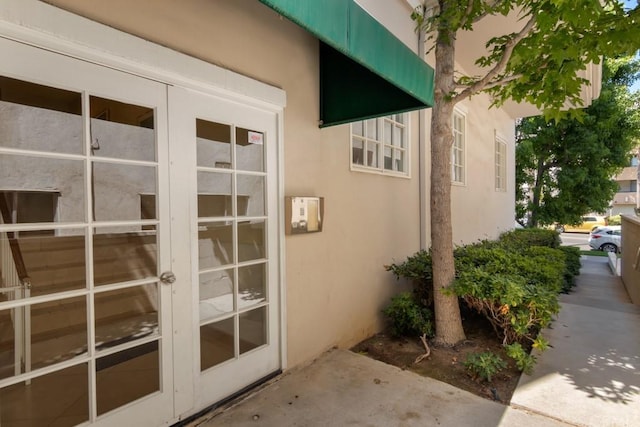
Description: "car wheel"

(600, 243), (618, 253)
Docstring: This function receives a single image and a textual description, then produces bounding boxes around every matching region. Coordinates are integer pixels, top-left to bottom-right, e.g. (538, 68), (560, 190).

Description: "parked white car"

(588, 225), (621, 253)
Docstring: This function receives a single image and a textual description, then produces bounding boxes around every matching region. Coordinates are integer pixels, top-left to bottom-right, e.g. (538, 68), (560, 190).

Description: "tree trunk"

(430, 25), (466, 346)
(529, 157), (546, 228)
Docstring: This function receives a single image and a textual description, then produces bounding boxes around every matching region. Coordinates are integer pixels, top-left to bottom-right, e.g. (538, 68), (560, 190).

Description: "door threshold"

(174, 369), (283, 426)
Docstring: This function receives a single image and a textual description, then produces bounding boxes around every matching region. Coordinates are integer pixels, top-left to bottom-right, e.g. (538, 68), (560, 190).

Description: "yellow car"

(557, 215), (608, 233)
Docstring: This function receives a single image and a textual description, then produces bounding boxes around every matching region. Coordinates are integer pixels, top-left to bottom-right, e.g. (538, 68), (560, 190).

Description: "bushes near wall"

(385, 228), (580, 373)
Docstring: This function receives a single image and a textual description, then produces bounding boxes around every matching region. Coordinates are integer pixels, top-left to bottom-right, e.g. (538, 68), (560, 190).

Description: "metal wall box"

(285, 197), (324, 235)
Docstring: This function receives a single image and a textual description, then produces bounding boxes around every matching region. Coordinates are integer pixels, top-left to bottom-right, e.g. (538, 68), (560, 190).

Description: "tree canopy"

(411, 0), (640, 346)
(515, 55), (640, 228)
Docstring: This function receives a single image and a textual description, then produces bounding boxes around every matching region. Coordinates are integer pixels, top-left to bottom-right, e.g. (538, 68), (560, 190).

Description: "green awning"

(259, 0), (434, 127)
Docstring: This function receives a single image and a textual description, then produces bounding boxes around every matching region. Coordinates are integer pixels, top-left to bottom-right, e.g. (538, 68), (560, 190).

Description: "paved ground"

(510, 256), (640, 427)
(188, 256), (639, 427)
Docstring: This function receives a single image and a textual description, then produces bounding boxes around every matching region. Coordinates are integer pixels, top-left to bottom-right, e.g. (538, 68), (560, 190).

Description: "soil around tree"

(351, 311), (524, 404)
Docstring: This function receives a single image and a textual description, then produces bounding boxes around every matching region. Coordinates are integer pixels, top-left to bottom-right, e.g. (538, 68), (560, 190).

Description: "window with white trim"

(451, 110), (465, 184)
(351, 114), (409, 176)
(495, 137), (507, 191)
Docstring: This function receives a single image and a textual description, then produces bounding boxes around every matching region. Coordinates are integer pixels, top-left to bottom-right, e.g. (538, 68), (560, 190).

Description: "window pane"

(236, 127), (264, 172)
(365, 119), (377, 139)
(238, 263), (266, 309)
(0, 229), (87, 299)
(93, 162), (157, 222)
(199, 269), (234, 322)
(0, 76), (83, 155)
(384, 146), (392, 170)
(352, 138), (364, 165)
(199, 222), (234, 269)
(393, 124), (403, 148)
(0, 296), (87, 378)
(96, 341), (159, 416)
(383, 120), (392, 144)
(90, 96), (155, 161)
(237, 175), (265, 217)
(200, 317), (234, 371)
(0, 363), (89, 426)
(395, 149), (405, 173)
(0, 154), (85, 223)
(94, 283), (158, 349)
(366, 142), (378, 168)
(238, 220), (265, 263)
(93, 226), (157, 286)
(197, 171), (232, 217)
(239, 306), (267, 354)
(352, 121), (363, 137)
(197, 119), (231, 168)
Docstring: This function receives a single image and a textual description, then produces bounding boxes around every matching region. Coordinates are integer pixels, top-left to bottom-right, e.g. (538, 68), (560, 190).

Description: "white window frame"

(451, 109), (466, 185)
(350, 114), (410, 178)
(495, 137), (507, 191)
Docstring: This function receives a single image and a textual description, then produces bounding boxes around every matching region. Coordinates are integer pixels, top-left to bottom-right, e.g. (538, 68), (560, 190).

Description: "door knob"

(160, 271), (176, 284)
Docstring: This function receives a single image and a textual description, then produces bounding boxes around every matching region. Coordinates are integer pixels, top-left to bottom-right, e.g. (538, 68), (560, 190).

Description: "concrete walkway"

(189, 256), (639, 427)
(510, 256), (640, 427)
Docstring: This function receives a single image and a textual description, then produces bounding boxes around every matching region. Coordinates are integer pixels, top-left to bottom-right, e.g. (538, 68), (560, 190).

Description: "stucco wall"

(40, 0), (516, 368)
(450, 95), (516, 244)
(621, 215), (640, 305)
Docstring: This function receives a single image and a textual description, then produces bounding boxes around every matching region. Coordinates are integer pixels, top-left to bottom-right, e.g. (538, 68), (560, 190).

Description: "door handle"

(160, 271), (176, 284)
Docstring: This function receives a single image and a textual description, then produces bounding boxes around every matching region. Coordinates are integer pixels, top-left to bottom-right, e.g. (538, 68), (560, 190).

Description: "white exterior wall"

(15, 0), (515, 368)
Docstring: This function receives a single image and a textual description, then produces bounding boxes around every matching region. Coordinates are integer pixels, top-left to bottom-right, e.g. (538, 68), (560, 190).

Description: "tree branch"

(455, 73), (523, 90)
(453, 13), (537, 103)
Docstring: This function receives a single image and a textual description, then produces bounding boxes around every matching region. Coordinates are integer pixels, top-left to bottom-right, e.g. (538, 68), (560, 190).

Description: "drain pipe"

(418, 26), (429, 250)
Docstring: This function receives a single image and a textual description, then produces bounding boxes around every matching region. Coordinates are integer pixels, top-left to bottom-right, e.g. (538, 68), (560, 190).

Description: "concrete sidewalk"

(190, 256), (639, 427)
(510, 256), (640, 427)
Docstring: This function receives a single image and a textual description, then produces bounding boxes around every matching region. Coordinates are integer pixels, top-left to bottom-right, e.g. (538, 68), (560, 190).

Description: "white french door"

(0, 37), (281, 426)
(169, 86), (280, 413)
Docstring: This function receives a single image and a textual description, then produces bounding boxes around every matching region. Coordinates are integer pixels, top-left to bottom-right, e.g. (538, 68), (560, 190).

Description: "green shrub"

(498, 228), (561, 250)
(463, 351), (507, 382)
(557, 246), (581, 292)
(452, 246), (561, 346)
(382, 292), (433, 338)
(504, 343), (536, 375)
(385, 250), (434, 307)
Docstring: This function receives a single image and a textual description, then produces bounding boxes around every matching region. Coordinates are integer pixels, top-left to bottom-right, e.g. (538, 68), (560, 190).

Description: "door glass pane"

(200, 317), (234, 371)
(239, 306), (266, 354)
(238, 263), (266, 309)
(93, 226), (157, 286)
(0, 296), (87, 380)
(238, 220), (265, 263)
(0, 154), (85, 223)
(235, 127), (264, 172)
(197, 171), (232, 218)
(199, 222), (234, 269)
(237, 175), (265, 217)
(0, 75), (83, 154)
(93, 162), (157, 222)
(90, 96), (155, 161)
(95, 283), (158, 349)
(0, 228), (86, 300)
(0, 363), (89, 426)
(96, 341), (159, 415)
(197, 119), (231, 168)
(199, 269), (234, 322)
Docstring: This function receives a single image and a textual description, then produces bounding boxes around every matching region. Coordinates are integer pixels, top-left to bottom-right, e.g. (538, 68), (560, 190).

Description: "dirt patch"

(351, 311), (523, 404)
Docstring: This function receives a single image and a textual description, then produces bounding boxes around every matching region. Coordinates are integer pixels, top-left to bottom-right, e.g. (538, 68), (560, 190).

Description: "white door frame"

(0, 1), (287, 424)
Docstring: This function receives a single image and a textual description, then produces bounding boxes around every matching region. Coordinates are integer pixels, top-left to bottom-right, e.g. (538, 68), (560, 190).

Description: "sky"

(623, 1), (640, 92)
